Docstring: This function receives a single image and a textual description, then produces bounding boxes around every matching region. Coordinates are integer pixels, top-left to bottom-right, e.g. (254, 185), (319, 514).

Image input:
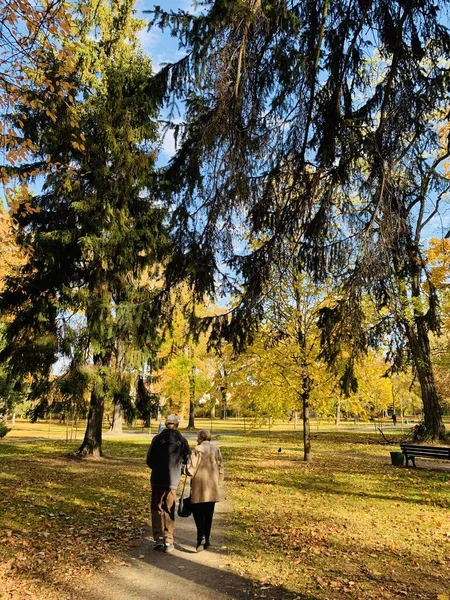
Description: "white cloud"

(161, 128), (176, 157)
(158, 117), (184, 161)
(137, 27), (161, 54)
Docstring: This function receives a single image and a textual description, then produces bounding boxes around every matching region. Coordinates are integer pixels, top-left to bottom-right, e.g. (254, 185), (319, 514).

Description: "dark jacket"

(146, 428), (190, 489)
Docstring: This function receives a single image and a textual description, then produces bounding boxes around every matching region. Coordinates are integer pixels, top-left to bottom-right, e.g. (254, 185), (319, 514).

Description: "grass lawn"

(5, 415), (432, 440)
(1, 425), (449, 600)
(224, 432), (450, 600)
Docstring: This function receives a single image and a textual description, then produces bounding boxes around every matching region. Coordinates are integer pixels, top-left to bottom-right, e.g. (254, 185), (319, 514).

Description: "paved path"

(77, 489), (302, 600)
(78, 500), (241, 600)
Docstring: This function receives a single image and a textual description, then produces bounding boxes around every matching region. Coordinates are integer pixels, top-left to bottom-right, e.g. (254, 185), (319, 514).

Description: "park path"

(75, 483), (301, 600)
(76, 477), (302, 600)
(77, 499), (241, 600)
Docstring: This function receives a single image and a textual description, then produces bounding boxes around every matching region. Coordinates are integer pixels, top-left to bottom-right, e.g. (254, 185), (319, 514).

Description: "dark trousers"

(192, 502), (216, 544)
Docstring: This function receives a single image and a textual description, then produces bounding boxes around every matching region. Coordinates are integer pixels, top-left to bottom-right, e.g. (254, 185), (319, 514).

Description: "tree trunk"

(76, 354), (109, 456)
(109, 402), (123, 435)
(187, 400), (195, 429)
(185, 344), (196, 429)
(294, 273), (312, 461)
(392, 240), (445, 440)
(405, 320), (445, 440)
(76, 388), (104, 456)
(220, 385), (227, 420)
(335, 395), (341, 426)
(302, 386), (312, 462)
(187, 364), (196, 429)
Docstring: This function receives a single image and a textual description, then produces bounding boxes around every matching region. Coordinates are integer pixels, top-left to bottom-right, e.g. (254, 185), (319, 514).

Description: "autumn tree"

(225, 239), (340, 459)
(226, 337), (298, 427)
(0, 0), (168, 456)
(0, 209), (26, 418)
(255, 269), (328, 461)
(156, 294), (213, 428)
(0, 0), (78, 200)
(349, 354), (393, 421)
(0, 0), (72, 94)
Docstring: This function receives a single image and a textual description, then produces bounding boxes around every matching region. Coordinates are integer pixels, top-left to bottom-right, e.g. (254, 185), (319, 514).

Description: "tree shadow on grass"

(223, 500), (450, 600)
(224, 446), (450, 510)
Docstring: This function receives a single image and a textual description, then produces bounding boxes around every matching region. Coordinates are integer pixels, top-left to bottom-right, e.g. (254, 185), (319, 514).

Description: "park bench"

(400, 443), (450, 467)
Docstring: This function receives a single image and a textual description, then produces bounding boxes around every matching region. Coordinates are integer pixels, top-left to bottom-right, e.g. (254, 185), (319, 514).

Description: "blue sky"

(137, 0), (191, 69)
(136, 0), (196, 162)
(134, 1), (450, 240)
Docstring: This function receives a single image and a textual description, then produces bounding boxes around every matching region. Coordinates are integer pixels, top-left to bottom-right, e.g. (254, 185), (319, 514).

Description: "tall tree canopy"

(0, 0), (168, 455)
(0, 0), (77, 194)
(149, 0), (450, 439)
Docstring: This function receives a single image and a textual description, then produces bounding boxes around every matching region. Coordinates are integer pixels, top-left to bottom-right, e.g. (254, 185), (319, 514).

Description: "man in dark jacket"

(146, 414), (190, 553)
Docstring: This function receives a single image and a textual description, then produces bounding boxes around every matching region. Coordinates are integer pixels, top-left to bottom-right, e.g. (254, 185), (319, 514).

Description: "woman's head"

(197, 429), (211, 444)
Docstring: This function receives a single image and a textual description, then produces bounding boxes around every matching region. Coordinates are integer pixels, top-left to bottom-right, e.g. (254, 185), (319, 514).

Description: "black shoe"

(204, 540), (210, 550)
(196, 539), (205, 552)
(153, 541), (164, 551)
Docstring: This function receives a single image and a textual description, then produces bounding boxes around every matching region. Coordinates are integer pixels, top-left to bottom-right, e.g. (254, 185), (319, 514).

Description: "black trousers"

(192, 501), (216, 544)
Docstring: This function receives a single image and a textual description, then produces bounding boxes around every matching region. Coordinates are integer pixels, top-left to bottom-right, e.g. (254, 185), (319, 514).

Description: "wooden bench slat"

(399, 444), (450, 467)
(407, 452), (448, 457)
(402, 448), (449, 453)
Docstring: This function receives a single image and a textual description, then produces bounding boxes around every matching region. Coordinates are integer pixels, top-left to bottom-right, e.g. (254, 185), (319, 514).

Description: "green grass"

(223, 434), (450, 600)
(0, 438), (151, 599)
(6, 415), (431, 441)
(1, 425), (450, 599)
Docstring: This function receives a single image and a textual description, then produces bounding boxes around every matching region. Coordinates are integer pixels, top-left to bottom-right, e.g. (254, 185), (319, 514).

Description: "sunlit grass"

(222, 436), (450, 600)
(6, 415), (434, 441)
(1, 423), (450, 599)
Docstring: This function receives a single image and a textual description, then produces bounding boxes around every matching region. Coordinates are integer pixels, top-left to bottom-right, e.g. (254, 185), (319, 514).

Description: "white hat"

(165, 414), (180, 425)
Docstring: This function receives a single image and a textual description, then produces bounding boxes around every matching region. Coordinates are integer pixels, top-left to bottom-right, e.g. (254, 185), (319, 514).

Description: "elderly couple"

(146, 414), (224, 553)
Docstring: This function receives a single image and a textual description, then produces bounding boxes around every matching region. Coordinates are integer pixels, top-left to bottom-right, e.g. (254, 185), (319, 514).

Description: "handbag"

(178, 474), (192, 518)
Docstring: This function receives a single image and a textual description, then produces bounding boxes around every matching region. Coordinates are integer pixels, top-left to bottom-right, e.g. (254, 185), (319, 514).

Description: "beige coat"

(187, 441), (224, 504)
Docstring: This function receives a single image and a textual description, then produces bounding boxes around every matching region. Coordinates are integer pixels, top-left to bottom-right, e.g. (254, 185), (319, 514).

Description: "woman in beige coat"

(187, 429), (224, 552)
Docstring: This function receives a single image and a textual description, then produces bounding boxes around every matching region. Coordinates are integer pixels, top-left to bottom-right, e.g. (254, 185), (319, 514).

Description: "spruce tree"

(148, 0), (450, 439)
(0, 0), (168, 455)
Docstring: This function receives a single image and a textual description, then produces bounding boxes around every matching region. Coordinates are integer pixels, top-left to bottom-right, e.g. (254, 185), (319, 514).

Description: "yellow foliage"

(0, 208), (26, 291)
(426, 238), (450, 289)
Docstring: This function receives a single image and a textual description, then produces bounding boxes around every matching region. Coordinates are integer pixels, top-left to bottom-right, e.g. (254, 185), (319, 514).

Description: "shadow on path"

(77, 500), (312, 600)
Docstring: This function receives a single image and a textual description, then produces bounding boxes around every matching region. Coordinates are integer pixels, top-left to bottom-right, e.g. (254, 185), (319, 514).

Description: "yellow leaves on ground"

(0, 440), (150, 599)
(2, 429), (450, 600)
(224, 433), (450, 600)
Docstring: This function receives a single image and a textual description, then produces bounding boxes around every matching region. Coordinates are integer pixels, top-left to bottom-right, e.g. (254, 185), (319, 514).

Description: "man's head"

(165, 414), (180, 429)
